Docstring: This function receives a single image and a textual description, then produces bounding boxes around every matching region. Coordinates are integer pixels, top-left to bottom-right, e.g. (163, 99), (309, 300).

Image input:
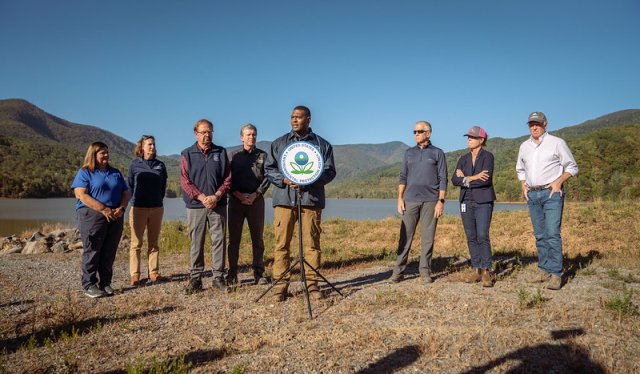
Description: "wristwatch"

(439, 198), (445, 204)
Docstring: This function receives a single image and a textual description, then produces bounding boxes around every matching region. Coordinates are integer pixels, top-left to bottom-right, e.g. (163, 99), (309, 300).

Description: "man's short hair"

(293, 105), (311, 117)
(416, 120), (432, 132)
(240, 123), (257, 136)
(193, 119), (213, 132)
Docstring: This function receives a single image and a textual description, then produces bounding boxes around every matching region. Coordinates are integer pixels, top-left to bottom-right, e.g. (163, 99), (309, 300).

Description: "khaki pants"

(272, 206), (322, 294)
(129, 206), (164, 278)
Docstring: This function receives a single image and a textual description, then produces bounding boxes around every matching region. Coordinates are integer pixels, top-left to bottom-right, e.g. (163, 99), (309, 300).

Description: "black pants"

(77, 207), (124, 290)
(227, 195), (266, 277)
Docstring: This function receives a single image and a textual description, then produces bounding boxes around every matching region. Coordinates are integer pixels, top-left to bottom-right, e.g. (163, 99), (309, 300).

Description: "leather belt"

(528, 185), (550, 192)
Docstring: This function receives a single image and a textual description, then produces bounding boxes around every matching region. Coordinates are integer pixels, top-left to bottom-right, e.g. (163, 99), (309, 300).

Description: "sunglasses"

(413, 130), (428, 134)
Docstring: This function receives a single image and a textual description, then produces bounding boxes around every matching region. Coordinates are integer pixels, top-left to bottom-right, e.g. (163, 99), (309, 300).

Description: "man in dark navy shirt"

(227, 124), (270, 286)
(390, 120), (448, 284)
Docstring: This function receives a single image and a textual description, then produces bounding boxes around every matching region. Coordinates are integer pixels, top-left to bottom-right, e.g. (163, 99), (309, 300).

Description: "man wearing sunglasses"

(516, 112), (578, 290)
(390, 120), (448, 285)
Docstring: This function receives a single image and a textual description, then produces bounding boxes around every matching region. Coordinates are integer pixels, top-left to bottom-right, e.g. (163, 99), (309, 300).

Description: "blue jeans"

(460, 200), (493, 269)
(527, 189), (565, 276)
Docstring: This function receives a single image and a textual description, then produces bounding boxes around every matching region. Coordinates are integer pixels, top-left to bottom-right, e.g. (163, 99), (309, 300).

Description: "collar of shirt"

(197, 142), (212, 155)
(529, 131), (548, 146)
(288, 128), (315, 142)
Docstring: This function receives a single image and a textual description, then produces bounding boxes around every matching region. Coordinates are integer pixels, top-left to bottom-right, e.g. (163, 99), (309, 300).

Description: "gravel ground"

(1, 248), (639, 373)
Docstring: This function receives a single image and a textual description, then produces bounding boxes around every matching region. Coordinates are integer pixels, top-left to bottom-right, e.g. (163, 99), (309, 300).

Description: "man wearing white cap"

(516, 112), (578, 290)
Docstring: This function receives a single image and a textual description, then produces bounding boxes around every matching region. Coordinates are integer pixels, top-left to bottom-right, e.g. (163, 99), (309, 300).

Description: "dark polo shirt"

(230, 147), (270, 196)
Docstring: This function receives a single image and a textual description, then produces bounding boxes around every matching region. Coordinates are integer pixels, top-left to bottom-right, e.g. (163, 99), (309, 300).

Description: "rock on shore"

(0, 228), (129, 255)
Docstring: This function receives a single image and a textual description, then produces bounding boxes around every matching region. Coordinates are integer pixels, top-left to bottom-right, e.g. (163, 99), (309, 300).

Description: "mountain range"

(1, 98), (639, 200)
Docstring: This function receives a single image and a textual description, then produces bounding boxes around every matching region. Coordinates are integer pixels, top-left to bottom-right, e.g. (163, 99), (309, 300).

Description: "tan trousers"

(129, 206), (164, 277)
(272, 206), (322, 294)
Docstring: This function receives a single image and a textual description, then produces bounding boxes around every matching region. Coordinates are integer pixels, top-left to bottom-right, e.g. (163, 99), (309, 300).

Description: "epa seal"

(280, 141), (324, 186)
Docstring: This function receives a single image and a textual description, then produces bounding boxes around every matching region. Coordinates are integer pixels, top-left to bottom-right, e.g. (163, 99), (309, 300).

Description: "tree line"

(2, 124), (639, 200)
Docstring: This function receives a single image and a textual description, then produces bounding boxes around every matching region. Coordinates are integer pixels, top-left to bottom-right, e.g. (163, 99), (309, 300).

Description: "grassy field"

(154, 199), (639, 273)
(1, 200), (639, 372)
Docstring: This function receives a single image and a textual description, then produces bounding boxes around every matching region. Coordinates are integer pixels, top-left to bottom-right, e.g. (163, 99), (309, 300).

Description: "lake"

(0, 198), (526, 236)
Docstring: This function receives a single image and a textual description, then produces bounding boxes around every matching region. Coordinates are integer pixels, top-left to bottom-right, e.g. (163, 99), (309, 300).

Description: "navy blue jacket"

(181, 143), (230, 209)
(451, 148), (497, 204)
(127, 158), (167, 208)
(265, 129), (336, 209)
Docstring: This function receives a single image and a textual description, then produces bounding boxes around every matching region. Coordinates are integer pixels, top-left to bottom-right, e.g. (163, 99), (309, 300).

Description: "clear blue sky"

(1, 0), (639, 155)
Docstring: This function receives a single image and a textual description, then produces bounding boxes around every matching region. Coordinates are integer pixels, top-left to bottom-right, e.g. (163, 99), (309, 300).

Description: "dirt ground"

(1, 249), (639, 373)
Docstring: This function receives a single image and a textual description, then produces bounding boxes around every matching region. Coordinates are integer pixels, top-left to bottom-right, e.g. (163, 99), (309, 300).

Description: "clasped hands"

(100, 206), (125, 222)
(234, 191), (257, 205)
(198, 194), (220, 209)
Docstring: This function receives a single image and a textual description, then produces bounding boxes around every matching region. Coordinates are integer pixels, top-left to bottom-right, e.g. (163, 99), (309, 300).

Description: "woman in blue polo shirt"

(71, 142), (130, 298)
(451, 126), (497, 287)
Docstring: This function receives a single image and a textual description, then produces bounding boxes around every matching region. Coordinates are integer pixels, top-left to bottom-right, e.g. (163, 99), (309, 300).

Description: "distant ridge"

(1, 98), (639, 200)
(328, 109), (640, 201)
(0, 98), (135, 162)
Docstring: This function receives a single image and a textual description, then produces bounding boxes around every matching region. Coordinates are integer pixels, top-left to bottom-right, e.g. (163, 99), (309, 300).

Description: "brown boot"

(130, 274), (140, 287)
(529, 269), (551, 283)
(547, 275), (562, 290)
(149, 273), (168, 283)
(307, 283), (324, 300)
(481, 269), (494, 288)
(464, 268), (482, 283)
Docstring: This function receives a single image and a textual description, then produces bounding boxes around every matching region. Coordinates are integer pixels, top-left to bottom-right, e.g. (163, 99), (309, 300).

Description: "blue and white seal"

(280, 141), (324, 186)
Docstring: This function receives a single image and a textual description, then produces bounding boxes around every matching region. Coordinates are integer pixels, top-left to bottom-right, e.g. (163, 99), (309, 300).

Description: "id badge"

(460, 203), (466, 213)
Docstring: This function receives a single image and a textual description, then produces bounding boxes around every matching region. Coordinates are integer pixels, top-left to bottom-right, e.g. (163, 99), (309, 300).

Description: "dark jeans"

(77, 207), (124, 290)
(460, 200), (494, 269)
(227, 195), (266, 277)
(527, 189), (565, 276)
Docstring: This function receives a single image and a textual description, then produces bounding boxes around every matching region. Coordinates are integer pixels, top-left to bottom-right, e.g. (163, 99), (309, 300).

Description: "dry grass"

(1, 200), (639, 372)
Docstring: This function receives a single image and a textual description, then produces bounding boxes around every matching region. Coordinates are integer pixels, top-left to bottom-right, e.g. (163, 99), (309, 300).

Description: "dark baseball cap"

(463, 126), (488, 139)
(527, 112), (547, 124)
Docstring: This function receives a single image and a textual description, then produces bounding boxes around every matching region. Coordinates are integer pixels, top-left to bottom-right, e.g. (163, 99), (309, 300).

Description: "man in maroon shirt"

(180, 119), (231, 294)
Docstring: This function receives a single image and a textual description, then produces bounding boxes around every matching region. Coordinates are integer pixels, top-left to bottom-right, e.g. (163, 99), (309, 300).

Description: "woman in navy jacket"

(451, 126), (497, 287)
(127, 135), (168, 286)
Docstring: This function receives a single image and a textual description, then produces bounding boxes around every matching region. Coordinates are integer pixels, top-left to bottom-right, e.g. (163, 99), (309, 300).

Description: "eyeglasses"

(413, 130), (428, 134)
(196, 130), (213, 135)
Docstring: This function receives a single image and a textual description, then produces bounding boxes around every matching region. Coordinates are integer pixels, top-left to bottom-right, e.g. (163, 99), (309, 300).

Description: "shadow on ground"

(356, 344), (421, 373)
(463, 328), (605, 374)
(101, 347), (228, 373)
(1, 306), (176, 353)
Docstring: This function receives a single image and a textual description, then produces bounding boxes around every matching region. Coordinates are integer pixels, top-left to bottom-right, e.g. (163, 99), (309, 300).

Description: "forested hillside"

(1, 98), (639, 200)
(329, 112), (640, 201)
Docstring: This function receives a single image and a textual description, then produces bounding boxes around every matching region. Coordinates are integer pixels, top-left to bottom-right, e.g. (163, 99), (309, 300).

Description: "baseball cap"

(527, 112), (547, 124)
(464, 126), (488, 139)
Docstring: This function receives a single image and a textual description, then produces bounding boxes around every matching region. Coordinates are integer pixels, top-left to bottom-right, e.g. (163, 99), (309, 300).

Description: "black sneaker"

(84, 284), (106, 299)
(226, 274), (238, 286)
(212, 277), (227, 291)
(184, 278), (203, 295)
(101, 285), (115, 296)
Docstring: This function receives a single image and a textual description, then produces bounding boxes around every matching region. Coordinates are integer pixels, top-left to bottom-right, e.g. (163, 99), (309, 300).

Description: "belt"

(528, 185), (550, 192)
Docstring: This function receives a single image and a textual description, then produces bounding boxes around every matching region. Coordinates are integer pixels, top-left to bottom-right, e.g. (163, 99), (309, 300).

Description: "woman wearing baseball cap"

(451, 126), (497, 287)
